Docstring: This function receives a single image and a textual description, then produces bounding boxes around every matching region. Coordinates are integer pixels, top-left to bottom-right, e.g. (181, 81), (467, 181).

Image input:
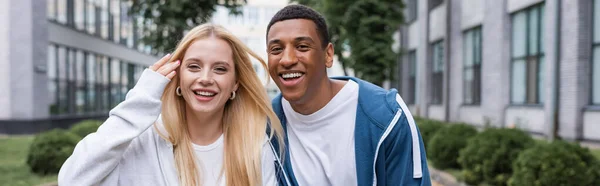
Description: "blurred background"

(1, 0), (600, 185)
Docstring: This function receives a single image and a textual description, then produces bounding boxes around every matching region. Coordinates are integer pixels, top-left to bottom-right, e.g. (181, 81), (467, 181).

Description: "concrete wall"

(583, 111), (600, 140)
(429, 3), (447, 42)
(408, 21), (420, 50)
(558, 0), (592, 140)
(0, 0), (10, 119)
(10, 0), (49, 120)
(461, 0), (484, 30)
(448, 0), (463, 122)
(458, 106), (484, 126)
(416, 0), (430, 117)
(507, 0), (545, 13)
(481, 0), (510, 127)
(428, 105), (445, 121)
(505, 107), (546, 134)
(49, 23), (159, 67)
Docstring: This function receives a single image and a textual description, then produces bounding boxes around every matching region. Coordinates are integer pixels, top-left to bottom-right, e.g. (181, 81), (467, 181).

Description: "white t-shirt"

(282, 80), (359, 186)
(193, 134), (226, 186)
(192, 134), (277, 186)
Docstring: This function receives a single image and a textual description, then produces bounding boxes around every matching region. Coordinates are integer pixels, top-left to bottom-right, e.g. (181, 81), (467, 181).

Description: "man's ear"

(325, 43), (334, 68)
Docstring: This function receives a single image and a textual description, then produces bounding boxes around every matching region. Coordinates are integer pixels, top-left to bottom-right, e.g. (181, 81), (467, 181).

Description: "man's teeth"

(194, 91), (216, 96)
(282, 73), (303, 79)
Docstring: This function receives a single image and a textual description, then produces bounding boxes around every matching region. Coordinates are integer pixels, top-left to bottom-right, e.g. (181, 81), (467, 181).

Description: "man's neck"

(290, 78), (346, 115)
(185, 107), (224, 146)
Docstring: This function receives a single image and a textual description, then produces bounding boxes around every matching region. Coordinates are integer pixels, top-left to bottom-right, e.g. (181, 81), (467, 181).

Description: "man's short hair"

(267, 4), (330, 48)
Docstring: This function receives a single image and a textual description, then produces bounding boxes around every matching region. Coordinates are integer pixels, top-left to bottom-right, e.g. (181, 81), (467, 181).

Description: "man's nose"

(279, 48), (297, 68)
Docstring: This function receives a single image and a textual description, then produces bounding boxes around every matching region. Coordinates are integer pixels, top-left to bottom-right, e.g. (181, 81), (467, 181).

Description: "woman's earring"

(176, 86), (182, 96)
(230, 91), (236, 100)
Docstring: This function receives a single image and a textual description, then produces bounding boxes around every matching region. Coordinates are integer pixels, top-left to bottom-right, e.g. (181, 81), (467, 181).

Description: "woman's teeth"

(194, 91), (216, 97)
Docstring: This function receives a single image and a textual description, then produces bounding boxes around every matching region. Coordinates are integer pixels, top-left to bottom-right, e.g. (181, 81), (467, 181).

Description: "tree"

(295, 0), (352, 76)
(130, 0), (246, 53)
(343, 0), (403, 86)
(296, 0), (404, 86)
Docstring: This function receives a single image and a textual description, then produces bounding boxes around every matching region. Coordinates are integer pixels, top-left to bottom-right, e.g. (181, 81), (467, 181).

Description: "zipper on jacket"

(371, 109), (402, 186)
(371, 94), (423, 186)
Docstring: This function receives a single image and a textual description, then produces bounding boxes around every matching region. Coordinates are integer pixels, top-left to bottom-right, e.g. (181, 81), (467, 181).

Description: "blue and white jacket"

(269, 77), (431, 186)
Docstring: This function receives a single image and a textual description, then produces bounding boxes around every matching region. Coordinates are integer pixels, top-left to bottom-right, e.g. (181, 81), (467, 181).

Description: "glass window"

(408, 51), (417, 104)
(121, 62), (129, 100)
(463, 27), (482, 105)
(111, 0), (120, 42)
(100, 0), (109, 39)
(512, 59), (527, 103)
(48, 0), (56, 20)
(595, 0), (600, 43)
(101, 57), (110, 111)
(511, 4), (544, 104)
(136, 16), (145, 51)
(593, 47), (600, 104)
(431, 41), (444, 105)
(47, 45), (58, 115)
(67, 49), (76, 114)
(512, 11), (527, 58)
(86, 53), (96, 112)
(593, 0), (600, 104)
(87, 0), (96, 34)
(76, 51), (86, 114)
(528, 7), (539, 55)
(75, 0), (85, 30)
(57, 0), (67, 24)
(110, 59), (121, 107)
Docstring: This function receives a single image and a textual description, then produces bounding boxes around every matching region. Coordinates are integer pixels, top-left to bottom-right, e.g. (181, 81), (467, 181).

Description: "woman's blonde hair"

(155, 23), (284, 186)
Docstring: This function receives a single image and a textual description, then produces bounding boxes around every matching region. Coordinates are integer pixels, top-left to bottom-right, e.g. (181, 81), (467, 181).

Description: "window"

(100, 56), (110, 111)
(86, 53), (96, 112)
(100, 0), (109, 39)
(407, 50), (417, 104)
(75, 50), (86, 114)
(406, 0), (418, 23)
(57, 0), (67, 24)
(110, 59), (121, 107)
(48, 0), (56, 20)
(75, 0), (86, 30)
(87, 0), (96, 34)
(431, 41), (444, 105)
(47, 45), (58, 114)
(57, 47), (68, 114)
(593, 0), (600, 104)
(463, 27), (482, 105)
(429, 0), (443, 10)
(111, 0), (120, 43)
(511, 4), (545, 104)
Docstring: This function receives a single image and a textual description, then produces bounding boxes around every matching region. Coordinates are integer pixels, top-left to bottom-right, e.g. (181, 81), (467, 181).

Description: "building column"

(8, 0), (49, 120)
(558, 0), (592, 140)
(481, 0), (510, 127)
(416, 0), (430, 117)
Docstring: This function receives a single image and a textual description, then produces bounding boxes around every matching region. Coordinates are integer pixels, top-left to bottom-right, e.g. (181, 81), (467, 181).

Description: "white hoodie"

(58, 69), (280, 186)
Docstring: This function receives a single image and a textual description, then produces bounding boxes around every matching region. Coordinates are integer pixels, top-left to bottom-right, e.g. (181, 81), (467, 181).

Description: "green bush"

(69, 120), (102, 138)
(26, 129), (80, 175)
(458, 128), (534, 186)
(416, 118), (446, 149)
(428, 123), (477, 169)
(509, 140), (600, 186)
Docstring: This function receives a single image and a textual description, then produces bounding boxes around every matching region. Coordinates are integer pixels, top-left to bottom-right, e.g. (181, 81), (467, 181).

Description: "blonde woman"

(58, 23), (288, 186)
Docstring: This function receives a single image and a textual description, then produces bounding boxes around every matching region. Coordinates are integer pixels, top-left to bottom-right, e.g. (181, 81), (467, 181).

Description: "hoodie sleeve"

(58, 69), (169, 186)
(381, 95), (431, 186)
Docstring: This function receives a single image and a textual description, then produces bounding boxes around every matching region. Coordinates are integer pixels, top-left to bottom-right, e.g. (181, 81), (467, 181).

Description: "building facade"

(0, 0), (159, 134)
(396, 0), (600, 142)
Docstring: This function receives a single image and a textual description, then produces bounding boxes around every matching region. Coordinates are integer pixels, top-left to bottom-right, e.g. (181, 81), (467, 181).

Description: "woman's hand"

(149, 53), (180, 80)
